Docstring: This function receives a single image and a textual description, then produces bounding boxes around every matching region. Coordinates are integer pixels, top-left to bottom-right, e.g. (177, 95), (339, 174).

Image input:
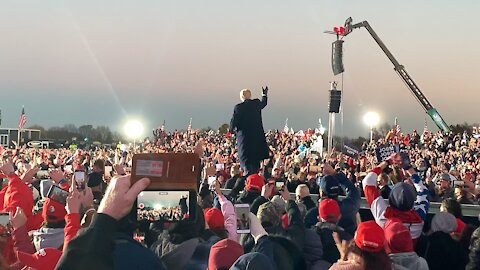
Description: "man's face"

(440, 179), (450, 189)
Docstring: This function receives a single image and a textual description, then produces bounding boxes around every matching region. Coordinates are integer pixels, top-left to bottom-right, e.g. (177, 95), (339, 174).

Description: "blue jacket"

(305, 173), (360, 236)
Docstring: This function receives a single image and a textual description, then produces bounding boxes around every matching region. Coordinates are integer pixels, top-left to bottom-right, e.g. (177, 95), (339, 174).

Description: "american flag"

(18, 107), (26, 130)
(283, 118), (289, 133)
(187, 118), (192, 133)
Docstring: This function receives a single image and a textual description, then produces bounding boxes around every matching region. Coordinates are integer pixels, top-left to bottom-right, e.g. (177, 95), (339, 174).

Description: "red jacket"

(63, 213), (81, 253)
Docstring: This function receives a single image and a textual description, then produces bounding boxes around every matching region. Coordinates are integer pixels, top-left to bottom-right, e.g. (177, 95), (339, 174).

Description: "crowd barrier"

(221, 189), (480, 224)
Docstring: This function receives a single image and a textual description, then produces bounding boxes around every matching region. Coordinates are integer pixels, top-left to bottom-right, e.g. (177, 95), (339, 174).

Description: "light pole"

(124, 120), (144, 149)
(363, 112), (379, 143)
(318, 119), (326, 158)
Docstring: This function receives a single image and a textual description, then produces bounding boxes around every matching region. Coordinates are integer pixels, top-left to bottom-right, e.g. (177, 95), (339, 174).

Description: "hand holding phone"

(0, 212), (9, 227)
(235, 204), (250, 234)
(74, 171), (86, 191)
(47, 185), (69, 206)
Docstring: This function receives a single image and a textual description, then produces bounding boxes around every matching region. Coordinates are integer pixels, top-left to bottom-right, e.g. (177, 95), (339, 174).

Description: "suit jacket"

(230, 96), (269, 164)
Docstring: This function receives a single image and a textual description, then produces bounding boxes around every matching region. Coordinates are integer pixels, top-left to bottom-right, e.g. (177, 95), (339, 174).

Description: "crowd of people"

(0, 122), (479, 269)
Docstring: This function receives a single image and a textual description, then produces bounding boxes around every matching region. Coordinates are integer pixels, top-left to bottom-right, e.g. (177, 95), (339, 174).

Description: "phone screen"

(74, 171), (85, 190)
(137, 190), (191, 222)
(275, 182), (284, 190)
(207, 176), (216, 185)
(36, 170), (49, 179)
(0, 213), (9, 226)
(234, 204), (250, 234)
(47, 185), (69, 205)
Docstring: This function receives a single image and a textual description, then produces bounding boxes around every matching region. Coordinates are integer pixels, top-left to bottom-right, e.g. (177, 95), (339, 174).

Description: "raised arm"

(406, 167), (430, 221)
(260, 86), (268, 109)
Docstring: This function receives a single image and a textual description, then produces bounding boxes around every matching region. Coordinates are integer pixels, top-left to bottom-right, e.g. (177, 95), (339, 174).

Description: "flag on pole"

(187, 118), (192, 133)
(283, 118), (289, 133)
(394, 117), (401, 134)
(423, 118), (428, 136)
(161, 120), (165, 132)
(18, 107), (26, 130)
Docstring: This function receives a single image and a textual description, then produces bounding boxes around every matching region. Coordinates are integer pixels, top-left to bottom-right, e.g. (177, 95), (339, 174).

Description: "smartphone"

(275, 181), (284, 190)
(35, 170), (49, 179)
(74, 171), (85, 190)
(0, 213), (9, 226)
(137, 190), (196, 222)
(207, 176), (216, 185)
(215, 164), (225, 171)
(47, 185), (69, 205)
(104, 166), (113, 178)
(234, 204), (250, 234)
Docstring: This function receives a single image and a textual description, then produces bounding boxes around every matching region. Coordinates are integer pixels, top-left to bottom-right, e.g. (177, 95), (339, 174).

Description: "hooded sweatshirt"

(32, 227), (65, 251)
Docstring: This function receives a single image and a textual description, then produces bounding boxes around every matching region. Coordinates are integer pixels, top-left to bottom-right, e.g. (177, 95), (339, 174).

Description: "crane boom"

(346, 19), (451, 133)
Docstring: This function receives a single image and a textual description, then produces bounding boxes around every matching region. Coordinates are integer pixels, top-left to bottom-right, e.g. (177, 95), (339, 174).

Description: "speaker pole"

(327, 81), (339, 154)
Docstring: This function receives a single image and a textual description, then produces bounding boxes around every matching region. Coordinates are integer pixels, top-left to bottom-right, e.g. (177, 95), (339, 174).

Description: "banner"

(342, 144), (360, 159)
(375, 144), (400, 162)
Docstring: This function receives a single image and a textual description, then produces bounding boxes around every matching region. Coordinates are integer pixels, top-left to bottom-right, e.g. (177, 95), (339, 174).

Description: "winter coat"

(422, 231), (468, 270)
(236, 190), (261, 205)
(160, 233), (221, 270)
(305, 173), (360, 236)
(229, 97), (269, 166)
(113, 232), (164, 270)
(304, 222), (352, 265)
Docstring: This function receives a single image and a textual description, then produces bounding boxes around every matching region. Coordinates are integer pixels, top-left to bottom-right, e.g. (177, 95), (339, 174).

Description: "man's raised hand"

(262, 86), (269, 96)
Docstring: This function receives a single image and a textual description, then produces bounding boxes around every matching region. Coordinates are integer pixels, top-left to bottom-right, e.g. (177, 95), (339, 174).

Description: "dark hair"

(93, 159), (105, 171)
(459, 224), (477, 251)
(209, 228), (229, 239)
(350, 243), (392, 270)
(441, 198), (463, 218)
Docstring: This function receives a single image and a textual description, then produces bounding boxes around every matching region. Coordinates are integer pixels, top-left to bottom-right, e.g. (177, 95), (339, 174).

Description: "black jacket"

(229, 97), (269, 165)
(299, 196), (316, 211)
(225, 175), (242, 189)
(304, 222), (352, 265)
(421, 231), (468, 270)
(55, 214), (118, 270)
(236, 189), (261, 205)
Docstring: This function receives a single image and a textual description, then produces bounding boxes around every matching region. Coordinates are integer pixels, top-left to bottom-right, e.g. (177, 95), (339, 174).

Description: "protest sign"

(375, 144), (400, 162)
(342, 144), (360, 159)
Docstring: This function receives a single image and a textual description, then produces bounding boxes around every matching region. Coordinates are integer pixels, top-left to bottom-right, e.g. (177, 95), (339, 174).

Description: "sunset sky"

(0, 1), (479, 138)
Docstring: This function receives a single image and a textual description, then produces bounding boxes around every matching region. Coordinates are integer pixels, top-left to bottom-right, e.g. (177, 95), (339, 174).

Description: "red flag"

(18, 107), (26, 129)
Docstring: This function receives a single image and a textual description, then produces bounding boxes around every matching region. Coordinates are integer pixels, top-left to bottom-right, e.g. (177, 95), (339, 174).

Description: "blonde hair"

(240, 89), (251, 101)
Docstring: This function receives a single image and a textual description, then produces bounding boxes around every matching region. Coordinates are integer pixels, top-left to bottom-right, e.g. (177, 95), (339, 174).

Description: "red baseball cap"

(42, 199), (67, 223)
(384, 218), (413, 254)
(319, 198), (340, 222)
(208, 239), (243, 270)
(246, 174), (264, 191)
(354, 221), (385, 252)
(204, 208), (225, 229)
(17, 248), (62, 270)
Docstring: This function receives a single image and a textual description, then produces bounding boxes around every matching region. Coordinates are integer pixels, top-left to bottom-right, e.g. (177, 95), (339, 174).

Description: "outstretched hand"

(262, 86), (269, 96)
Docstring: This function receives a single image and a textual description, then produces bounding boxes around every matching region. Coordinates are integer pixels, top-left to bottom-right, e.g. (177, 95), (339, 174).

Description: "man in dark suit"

(229, 87), (269, 176)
